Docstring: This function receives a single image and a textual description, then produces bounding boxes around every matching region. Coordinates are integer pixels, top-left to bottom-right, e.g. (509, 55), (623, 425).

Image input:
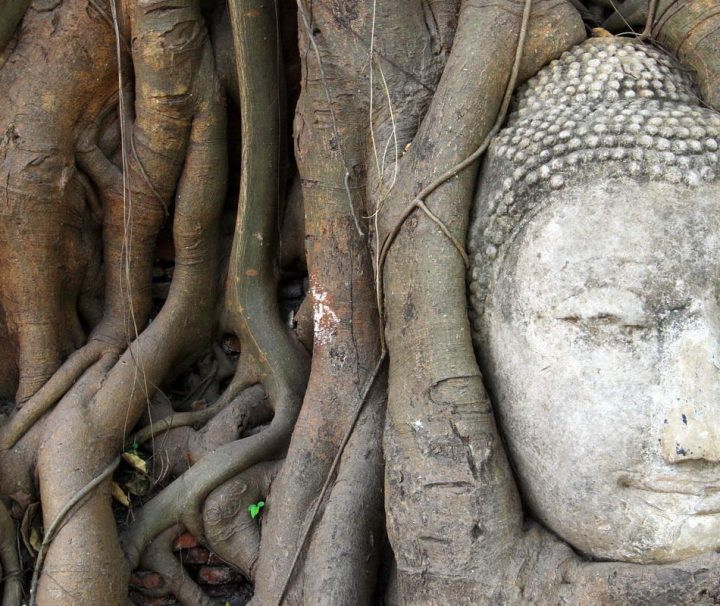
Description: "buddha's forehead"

(502, 179), (720, 307)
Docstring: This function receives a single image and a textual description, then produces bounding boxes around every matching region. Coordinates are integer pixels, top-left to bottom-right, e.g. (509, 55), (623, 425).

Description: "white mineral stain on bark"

(312, 288), (339, 345)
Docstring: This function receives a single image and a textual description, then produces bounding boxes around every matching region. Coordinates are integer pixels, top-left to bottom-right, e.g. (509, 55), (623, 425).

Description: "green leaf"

(248, 500), (265, 519)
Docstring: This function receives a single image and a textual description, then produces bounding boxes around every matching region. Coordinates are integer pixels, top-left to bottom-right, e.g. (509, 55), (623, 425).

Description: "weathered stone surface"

(468, 37), (720, 564)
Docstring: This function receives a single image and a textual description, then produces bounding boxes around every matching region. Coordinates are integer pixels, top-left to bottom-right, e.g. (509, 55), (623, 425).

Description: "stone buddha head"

(468, 37), (720, 564)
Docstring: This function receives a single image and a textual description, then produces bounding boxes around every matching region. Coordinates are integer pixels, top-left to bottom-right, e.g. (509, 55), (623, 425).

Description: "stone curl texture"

(467, 37), (720, 335)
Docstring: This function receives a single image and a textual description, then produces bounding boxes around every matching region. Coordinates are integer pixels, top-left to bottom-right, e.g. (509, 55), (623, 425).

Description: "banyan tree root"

(27, 11), (228, 602)
(0, 0), (117, 404)
(3, 0), (209, 438)
(375, 0), (585, 602)
(120, 0), (309, 573)
(140, 527), (218, 606)
(5, 1), (719, 604)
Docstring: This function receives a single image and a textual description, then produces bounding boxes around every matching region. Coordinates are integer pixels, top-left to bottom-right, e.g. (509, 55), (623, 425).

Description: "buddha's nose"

(660, 307), (720, 464)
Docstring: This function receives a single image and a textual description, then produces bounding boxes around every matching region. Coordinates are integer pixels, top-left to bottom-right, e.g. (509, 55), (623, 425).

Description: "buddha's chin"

(598, 514), (720, 564)
(558, 496), (720, 565)
(648, 512), (720, 563)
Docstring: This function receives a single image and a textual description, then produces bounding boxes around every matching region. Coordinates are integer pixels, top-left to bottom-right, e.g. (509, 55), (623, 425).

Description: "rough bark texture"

(377, 1), (585, 602)
(0, 0), (116, 402)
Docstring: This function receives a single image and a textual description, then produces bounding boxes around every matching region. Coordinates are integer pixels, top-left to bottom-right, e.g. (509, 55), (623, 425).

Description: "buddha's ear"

(652, 0), (720, 110)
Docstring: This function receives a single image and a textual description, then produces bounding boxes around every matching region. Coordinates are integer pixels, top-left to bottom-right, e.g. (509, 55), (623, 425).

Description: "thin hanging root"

(374, 0), (533, 350)
(141, 527), (216, 606)
(640, 0), (659, 38)
(0, 501), (22, 606)
(0, 342), (112, 450)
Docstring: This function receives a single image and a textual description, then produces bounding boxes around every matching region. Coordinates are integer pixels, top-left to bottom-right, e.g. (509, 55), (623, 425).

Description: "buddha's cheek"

(482, 315), (667, 553)
(487, 317), (654, 495)
(485, 307), (720, 562)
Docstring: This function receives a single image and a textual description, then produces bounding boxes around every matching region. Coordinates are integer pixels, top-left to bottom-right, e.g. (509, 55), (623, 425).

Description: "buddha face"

(479, 176), (720, 563)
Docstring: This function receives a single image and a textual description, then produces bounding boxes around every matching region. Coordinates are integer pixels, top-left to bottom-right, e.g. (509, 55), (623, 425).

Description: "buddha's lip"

(617, 473), (720, 497)
(618, 473), (720, 514)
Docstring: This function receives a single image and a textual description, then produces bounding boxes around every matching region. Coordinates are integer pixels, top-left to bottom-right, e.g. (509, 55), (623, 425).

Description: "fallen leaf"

(122, 451), (148, 474)
(20, 502), (41, 554)
(112, 482), (130, 507)
(29, 526), (43, 553)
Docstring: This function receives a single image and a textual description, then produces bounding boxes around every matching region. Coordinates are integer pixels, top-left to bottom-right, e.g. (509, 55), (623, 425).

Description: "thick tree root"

(33, 28), (226, 604)
(375, 0), (585, 602)
(0, 342), (113, 450)
(203, 460), (282, 579)
(248, 3), (396, 603)
(0, 0), (117, 403)
(0, 501), (22, 606)
(0, 347), (121, 509)
(141, 527), (219, 606)
(28, 458), (120, 606)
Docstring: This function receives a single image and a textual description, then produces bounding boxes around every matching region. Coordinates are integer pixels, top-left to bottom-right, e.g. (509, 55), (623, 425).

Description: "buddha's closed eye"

(549, 287), (649, 329)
